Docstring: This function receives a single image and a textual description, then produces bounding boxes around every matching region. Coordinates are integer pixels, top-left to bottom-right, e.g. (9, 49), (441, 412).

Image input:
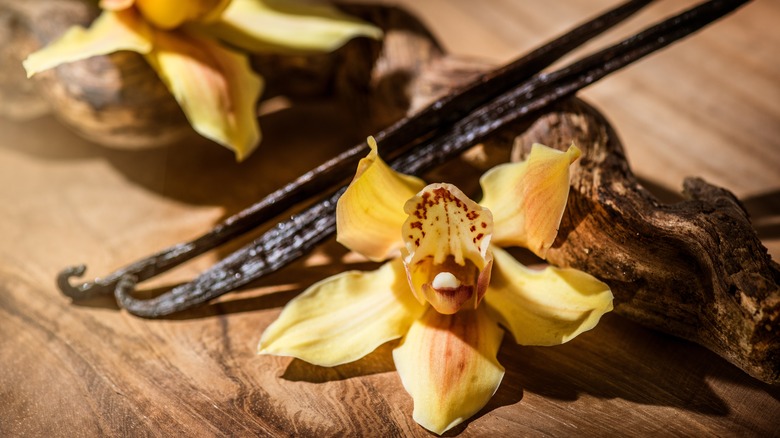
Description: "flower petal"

(23, 9), (152, 77)
(484, 246), (613, 346)
(144, 29), (263, 160)
(402, 183), (494, 314)
(393, 306), (505, 435)
(135, 0), (229, 29)
(336, 137), (426, 261)
(258, 258), (425, 367)
(203, 0), (382, 53)
(479, 143), (581, 258)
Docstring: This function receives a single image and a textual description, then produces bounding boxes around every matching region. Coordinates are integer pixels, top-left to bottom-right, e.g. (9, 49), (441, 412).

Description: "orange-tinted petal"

(336, 137), (426, 261)
(484, 246), (613, 346)
(144, 29), (262, 160)
(393, 306), (505, 435)
(479, 143), (581, 258)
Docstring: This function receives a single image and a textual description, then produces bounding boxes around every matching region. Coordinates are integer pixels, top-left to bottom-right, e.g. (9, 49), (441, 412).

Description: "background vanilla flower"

(24, 0), (382, 160)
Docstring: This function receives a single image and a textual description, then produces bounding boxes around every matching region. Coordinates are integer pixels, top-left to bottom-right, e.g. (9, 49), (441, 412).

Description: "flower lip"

(401, 183), (494, 315)
(420, 256), (477, 315)
(424, 284), (474, 315)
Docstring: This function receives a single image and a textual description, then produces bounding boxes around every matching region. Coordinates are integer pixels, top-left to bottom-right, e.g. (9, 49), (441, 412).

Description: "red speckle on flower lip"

(406, 184), (492, 272)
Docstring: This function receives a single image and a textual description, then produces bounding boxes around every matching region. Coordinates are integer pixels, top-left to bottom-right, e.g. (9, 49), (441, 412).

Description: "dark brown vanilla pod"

(113, 0), (754, 318)
(57, 0), (656, 300)
(115, 188), (346, 317)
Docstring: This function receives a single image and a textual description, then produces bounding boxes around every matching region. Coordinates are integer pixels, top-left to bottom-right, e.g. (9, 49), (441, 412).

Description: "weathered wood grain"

(505, 98), (779, 384)
(1, 0), (779, 436)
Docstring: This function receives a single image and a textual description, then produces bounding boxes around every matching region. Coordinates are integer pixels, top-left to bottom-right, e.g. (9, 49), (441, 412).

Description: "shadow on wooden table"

(507, 316), (728, 411)
(0, 98), (364, 215)
(742, 190), (780, 241)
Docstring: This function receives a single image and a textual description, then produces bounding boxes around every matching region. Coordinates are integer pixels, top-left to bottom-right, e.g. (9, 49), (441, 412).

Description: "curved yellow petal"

(23, 9), (152, 77)
(479, 143), (581, 258)
(484, 246), (613, 346)
(393, 306), (505, 435)
(258, 258), (425, 367)
(144, 29), (263, 160)
(204, 0), (382, 53)
(135, 0), (229, 29)
(402, 183), (494, 314)
(336, 137), (426, 261)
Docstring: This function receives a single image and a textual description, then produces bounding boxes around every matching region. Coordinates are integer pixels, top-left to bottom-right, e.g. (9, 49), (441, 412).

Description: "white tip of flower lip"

(432, 272), (460, 290)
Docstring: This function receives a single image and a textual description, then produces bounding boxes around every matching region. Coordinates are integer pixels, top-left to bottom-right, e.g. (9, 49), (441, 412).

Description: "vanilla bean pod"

(57, 0), (653, 300)
(113, 0), (751, 317)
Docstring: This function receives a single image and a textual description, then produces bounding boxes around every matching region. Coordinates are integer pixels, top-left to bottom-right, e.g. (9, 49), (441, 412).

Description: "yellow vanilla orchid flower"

(258, 137), (614, 434)
(23, 0), (381, 161)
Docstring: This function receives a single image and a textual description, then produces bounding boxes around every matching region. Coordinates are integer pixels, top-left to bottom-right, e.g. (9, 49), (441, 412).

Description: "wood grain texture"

(1, 0), (779, 436)
(508, 98), (779, 385)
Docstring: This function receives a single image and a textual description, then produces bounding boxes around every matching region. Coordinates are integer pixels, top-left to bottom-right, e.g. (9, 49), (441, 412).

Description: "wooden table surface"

(1, 0), (778, 436)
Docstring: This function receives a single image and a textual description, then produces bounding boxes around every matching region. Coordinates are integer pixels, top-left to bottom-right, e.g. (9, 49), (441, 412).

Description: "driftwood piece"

(505, 99), (780, 385)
